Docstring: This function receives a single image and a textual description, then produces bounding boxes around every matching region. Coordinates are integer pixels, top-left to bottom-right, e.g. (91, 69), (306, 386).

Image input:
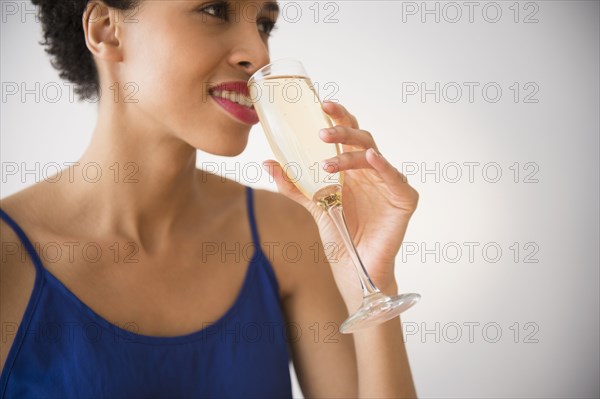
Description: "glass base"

(339, 292), (421, 334)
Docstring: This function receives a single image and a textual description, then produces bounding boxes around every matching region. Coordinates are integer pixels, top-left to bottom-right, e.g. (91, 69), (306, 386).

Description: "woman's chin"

(193, 140), (249, 158)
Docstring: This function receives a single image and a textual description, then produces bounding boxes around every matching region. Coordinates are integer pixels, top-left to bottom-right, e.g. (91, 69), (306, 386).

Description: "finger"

(322, 101), (359, 129)
(319, 125), (378, 151)
(262, 160), (312, 207)
(364, 149), (419, 204)
(321, 150), (372, 173)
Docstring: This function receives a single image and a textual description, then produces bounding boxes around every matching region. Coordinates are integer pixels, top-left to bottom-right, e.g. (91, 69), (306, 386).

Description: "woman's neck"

(63, 103), (204, 252)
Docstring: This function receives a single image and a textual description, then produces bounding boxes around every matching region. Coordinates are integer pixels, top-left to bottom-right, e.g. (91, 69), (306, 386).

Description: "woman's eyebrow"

(262, 1), (280, 14)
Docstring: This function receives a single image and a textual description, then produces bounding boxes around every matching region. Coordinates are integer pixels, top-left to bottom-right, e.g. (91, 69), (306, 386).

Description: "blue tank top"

(0, 186), (293, 398)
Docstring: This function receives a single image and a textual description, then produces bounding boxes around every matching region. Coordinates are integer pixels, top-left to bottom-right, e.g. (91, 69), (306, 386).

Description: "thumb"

(262, 160), (312, 207)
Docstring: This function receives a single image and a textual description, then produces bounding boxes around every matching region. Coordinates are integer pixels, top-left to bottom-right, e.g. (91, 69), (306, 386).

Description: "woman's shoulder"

(0, 184), (47, 375)
(249, 186), (327, 296)
(1, 178), (68, 239)
(0, 183), (55, 290)
(202, 170), (315, 232)
(251, 186), (317, 241)
(0, 181), (52, 232)
(199, 173), (322, 298)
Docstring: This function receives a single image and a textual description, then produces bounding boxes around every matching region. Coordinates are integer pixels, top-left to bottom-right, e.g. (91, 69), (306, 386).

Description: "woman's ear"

(83, 1), (123, 62)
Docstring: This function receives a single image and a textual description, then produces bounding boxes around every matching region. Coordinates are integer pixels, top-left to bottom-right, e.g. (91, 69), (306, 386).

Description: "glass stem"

(326, 203), (380, 298)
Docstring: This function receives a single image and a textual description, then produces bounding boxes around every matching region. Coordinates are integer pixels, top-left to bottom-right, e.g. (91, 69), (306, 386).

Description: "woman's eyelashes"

(198, 1), (278, 37)
(258, 18), (278, 36)
(198, 1), (230, 20)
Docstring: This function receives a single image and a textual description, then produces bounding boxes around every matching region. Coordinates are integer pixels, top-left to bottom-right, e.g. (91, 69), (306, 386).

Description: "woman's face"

(111, 0), (278, 156)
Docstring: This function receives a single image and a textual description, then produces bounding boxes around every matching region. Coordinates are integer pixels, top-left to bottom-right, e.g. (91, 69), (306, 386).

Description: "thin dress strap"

(245, 186), (261, 248)
(0, 207), (46, 397)
(244, 186), (280, 290)
(0, 208), (44, 274)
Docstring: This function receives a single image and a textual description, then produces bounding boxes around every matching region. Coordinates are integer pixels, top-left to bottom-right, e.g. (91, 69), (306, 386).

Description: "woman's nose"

(228, 26), (270, 77)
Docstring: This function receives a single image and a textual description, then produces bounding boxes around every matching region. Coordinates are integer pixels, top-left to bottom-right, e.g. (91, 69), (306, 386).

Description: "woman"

(0, 0), (419, 397)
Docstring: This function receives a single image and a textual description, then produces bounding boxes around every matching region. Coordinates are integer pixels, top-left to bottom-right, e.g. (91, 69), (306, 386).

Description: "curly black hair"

(31, 0), (139, 101)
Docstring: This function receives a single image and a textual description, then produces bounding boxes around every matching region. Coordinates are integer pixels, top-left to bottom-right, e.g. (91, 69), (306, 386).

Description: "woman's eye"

(200, 2), (229, 20)
(258, 19), (278, 36)
(198, 2), (277, 37)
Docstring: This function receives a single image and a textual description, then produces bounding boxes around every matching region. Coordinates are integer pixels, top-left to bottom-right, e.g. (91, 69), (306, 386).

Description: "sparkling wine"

(249, 75), (343, 205)
(249, 59), (420, 334)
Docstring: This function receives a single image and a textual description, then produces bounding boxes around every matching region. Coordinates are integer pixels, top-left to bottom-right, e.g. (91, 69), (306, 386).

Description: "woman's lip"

(210, 94), (259, 125)
(209, 81), (251, 97)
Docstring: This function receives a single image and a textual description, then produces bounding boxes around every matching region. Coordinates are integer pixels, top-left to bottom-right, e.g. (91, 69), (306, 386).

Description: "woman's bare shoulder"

(0, 187), (39, 277)
(252, 187), (317, 240)
(0, 181), (55, 230)
(250, 188), (328, 295)
(202, 170), (315, 230)
(0, 185), (46, 374)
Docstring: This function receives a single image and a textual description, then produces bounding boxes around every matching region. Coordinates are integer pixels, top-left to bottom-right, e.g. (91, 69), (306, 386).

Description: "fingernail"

(322, 101), (335, 111)
(319, 128), (331, 137)
(369, 148), (383, 158)
(321, 158), (338, 171)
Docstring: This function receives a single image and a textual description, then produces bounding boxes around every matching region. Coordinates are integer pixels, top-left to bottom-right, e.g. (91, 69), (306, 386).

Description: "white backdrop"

(1, 1), (599, 398)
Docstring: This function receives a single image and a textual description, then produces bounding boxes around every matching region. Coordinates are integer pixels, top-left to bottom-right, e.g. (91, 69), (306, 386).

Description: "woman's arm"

(348, 281), (417, 398)
(280, 211), (417, 398)
(262, 100), (420, 397)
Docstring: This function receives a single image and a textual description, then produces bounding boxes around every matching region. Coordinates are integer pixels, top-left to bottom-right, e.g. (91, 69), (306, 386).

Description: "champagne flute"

(248, 58), (420, 334)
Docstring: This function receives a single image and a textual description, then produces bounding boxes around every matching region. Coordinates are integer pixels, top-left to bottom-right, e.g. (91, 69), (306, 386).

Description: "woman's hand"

(262, 101), (419, 303)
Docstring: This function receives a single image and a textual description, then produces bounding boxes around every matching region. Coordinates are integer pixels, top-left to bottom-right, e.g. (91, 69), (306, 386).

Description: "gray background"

(1, 1), (599, 398)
